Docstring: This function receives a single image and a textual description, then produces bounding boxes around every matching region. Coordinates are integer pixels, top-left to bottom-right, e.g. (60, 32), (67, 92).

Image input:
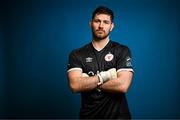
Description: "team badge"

(105, 52), (114, 62)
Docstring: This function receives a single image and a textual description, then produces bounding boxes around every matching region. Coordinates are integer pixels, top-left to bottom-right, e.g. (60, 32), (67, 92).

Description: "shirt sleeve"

(116, 46), (134, 73)
(67, 50), (83, 72)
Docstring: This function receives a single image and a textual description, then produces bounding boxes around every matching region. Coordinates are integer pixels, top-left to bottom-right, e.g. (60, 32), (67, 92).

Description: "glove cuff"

(97, 74), (103, 86)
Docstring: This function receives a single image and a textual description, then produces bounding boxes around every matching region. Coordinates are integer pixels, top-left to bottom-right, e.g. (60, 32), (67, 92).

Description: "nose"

(99, 22), (103, 28)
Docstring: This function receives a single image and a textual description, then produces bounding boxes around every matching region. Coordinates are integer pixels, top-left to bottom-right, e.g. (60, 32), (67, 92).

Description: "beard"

(92, 29), (110, 41)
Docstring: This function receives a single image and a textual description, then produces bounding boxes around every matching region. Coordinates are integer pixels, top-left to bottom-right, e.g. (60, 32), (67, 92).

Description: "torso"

(69, 41), (131, 119)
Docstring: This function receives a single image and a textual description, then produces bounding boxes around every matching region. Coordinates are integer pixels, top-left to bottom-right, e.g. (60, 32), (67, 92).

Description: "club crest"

(105, 52), (114, 62)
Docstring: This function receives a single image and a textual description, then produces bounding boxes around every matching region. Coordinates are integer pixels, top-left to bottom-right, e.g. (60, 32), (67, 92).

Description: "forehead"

(93, 14), (111, 21)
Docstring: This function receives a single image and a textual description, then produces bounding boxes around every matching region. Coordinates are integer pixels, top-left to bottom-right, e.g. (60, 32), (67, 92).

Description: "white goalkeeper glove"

(97, 68), (117, 85)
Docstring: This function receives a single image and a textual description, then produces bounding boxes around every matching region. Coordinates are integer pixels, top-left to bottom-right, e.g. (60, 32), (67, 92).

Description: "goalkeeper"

(67, 6), (134, 119)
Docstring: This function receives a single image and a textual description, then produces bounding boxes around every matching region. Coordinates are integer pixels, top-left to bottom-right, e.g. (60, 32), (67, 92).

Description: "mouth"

(96, 29), (104, 31)
(96, 30), (104, 33)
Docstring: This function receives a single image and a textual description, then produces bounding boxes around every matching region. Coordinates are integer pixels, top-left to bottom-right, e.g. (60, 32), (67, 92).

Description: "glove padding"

(98, 68), (117, 83)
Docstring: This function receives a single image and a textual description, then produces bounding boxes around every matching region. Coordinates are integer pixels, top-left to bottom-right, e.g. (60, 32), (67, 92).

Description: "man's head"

(92, 6), (114, 22)
(90, 6), (114, 40)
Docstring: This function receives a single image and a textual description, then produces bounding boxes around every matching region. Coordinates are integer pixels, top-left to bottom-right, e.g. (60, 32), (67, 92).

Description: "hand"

(82, 73), (89, 77)
(98, 68), (117, 83)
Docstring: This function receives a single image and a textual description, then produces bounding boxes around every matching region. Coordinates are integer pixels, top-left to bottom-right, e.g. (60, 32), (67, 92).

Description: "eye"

(93, 19), (100, 23)
(104, 20), (110, 24)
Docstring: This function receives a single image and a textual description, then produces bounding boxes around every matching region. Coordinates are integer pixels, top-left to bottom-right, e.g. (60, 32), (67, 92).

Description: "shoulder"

(110, 40), (130, 52)
(69, 43), (91, 56)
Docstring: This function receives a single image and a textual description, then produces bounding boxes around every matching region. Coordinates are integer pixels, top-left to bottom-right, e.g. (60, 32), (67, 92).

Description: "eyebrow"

(93, 19), (111, 23)
(93, 18), (111, 21)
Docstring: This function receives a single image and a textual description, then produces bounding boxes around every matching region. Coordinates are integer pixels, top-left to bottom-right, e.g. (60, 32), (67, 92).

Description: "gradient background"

(0, 0), (180, 119)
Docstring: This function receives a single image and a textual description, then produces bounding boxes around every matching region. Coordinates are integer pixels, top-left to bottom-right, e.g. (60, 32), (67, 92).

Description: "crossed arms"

(67, 69), (133, 93)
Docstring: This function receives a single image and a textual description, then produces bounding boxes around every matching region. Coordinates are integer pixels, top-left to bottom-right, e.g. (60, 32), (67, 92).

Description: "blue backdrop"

(1, 0), (180, 119)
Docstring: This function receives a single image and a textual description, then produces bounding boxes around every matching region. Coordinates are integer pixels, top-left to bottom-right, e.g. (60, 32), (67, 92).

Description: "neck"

(92, 37), (110, 51)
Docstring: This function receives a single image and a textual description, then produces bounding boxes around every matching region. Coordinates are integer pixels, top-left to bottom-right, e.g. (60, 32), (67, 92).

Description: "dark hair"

(92, 6), (114, 22)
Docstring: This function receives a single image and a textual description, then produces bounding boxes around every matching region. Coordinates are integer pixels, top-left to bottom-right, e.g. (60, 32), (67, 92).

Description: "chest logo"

(86, 57), (93, 63)
(105, 52), (114, 62)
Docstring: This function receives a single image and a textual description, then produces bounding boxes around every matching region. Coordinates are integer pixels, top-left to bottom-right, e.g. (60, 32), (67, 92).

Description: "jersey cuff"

(117, 68), (134, 73)
(67, 67), (82, 72)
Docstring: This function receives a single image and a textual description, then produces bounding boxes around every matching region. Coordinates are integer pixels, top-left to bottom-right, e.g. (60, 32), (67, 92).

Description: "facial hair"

(92, 29), (110, 41)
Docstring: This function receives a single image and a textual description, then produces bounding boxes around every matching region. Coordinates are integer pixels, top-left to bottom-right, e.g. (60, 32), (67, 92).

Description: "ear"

(110, 23), (114, 31)
(89, 21), (92, 28)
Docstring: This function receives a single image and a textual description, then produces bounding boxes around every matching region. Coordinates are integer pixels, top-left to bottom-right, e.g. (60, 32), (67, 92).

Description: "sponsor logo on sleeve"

(126, 56), (132, 67)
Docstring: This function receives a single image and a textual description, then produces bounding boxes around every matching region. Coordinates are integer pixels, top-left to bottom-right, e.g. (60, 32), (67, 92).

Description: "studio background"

(0, 0), (180, 119)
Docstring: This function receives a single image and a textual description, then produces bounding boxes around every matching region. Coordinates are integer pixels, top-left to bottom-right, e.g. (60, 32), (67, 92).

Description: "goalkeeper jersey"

(67, 40), (133, 119)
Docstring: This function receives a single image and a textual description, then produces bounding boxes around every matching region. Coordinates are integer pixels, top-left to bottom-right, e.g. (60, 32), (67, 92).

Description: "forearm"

(98, 72), (133, 93)
(98, 78), (126, 93)
(70, 75), (99, 93)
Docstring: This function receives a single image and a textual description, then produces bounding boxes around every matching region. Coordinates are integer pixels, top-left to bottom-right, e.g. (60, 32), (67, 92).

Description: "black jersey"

(67, 40), (133, 119)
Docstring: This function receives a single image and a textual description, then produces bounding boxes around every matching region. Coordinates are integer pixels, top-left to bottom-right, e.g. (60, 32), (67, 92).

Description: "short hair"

(92, 6), (114, 22)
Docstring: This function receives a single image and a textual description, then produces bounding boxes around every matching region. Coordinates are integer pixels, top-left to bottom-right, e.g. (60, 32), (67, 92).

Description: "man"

(67, 6), (133, 119)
